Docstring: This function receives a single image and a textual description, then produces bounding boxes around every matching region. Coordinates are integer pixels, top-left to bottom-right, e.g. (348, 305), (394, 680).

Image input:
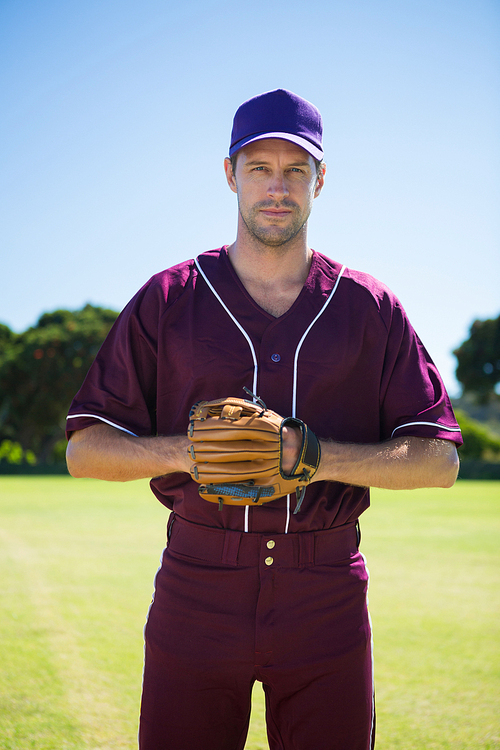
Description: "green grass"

(0, 478), (499, 749)
(361, 482), (500, 750)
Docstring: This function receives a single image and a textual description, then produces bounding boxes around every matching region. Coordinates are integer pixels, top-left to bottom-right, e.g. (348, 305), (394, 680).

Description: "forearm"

(66, 423), (191, 481)
(313, 436), (459, 490)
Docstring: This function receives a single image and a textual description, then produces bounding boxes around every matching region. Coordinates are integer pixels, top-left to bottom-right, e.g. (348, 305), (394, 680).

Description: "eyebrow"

(243, 159), (311, 168)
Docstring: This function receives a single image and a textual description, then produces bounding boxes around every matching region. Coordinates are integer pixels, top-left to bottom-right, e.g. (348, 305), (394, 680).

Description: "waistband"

(167, 514), (360, 568)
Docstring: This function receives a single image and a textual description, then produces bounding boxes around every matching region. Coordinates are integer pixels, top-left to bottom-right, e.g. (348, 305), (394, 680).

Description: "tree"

(454, 315), (500, 404)
(454, 409), (500, 461)
(0, 304), (119, 462)
(0, 323), (15, 347)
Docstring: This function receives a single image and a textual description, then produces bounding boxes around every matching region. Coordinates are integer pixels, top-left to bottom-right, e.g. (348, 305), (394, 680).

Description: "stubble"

(237, 197), (312, 250)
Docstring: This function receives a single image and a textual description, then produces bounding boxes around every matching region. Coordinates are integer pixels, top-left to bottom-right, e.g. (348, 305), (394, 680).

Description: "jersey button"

(265, 556), (274, 566)
(271, 353), (281, 362)
(266, 540), (275, 549)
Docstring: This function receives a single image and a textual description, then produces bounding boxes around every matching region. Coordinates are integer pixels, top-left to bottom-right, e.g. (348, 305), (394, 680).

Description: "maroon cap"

(229, 89), (324, 161)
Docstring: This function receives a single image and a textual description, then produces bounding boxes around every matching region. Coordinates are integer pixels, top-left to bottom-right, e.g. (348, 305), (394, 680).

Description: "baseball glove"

(187, 392), (321, 513)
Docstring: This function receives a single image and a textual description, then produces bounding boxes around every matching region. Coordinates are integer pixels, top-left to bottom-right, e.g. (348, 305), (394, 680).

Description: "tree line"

(0, 305), (499, 467)
(0, 305), (118, 465)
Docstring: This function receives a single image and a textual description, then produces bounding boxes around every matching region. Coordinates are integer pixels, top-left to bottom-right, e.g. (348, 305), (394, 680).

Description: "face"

(224, 139), (324, 248)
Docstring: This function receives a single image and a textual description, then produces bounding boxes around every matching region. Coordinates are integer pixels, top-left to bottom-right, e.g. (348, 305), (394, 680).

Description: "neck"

(227, 222), (312, 289)
(226, 228), (313, 318)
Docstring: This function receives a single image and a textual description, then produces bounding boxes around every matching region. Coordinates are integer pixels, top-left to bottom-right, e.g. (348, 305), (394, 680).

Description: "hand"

(281, 424), (302, 474)
(187, 397), (321, 509)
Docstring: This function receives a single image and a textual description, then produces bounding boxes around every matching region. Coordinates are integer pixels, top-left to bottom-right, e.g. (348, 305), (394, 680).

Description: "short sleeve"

(66, 281), (159, 439)
(379, 297), (462, 445)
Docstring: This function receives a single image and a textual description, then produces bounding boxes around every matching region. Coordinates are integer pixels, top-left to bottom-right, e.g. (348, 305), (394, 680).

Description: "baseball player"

(66, 89), (463, 750)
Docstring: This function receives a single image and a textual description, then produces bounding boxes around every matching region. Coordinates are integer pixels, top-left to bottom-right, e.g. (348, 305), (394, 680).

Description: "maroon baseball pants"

(139, 515), (375, 750)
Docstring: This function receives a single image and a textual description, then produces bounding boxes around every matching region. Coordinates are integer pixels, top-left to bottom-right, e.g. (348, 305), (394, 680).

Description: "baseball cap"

(229, 89), (323, 161)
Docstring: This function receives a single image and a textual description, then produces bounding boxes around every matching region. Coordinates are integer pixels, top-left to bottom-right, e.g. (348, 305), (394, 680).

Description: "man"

(66, 89), (462, 750)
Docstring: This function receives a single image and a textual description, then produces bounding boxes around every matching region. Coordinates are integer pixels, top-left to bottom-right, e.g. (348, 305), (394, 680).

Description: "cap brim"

(229, 131), (323, 161)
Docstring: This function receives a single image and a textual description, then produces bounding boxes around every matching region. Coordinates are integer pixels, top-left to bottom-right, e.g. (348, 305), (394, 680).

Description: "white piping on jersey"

(195, 257), (258, 397)
(284, 265), (346, 533)
(284, 497), (291, 534)
(291, 265), (346, 418)
(391, 421), (462, 438)
(66, 413), (138, 436)
(195, 255), (260, 534)
(196, 255), (347, 535)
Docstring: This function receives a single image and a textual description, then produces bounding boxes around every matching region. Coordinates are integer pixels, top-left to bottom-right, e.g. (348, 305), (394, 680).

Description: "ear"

(224, 157), (238, 194)
(314, 162), (326, 198)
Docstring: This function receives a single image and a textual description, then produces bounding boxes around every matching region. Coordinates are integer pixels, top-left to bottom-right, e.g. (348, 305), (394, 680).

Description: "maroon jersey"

(66, 247), (462, 534)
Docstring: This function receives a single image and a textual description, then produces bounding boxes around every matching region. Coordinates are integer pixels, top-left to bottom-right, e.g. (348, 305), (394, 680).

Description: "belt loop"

(298, 532), (315, 567)
(222, 529), (242, 566)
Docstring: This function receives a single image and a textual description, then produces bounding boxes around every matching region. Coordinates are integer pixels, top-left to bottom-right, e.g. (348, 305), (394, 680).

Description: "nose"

(267, 172), (289, 201)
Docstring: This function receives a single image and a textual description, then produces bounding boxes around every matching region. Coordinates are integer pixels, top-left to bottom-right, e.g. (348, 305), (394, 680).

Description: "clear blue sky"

(1, 0), (499, 396)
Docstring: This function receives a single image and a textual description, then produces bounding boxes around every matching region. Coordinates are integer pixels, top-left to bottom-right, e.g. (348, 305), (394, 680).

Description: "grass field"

(0, 477), (498, 749)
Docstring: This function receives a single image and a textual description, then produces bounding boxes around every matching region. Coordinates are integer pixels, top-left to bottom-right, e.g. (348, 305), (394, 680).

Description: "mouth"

(259, 207), (293, 219)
